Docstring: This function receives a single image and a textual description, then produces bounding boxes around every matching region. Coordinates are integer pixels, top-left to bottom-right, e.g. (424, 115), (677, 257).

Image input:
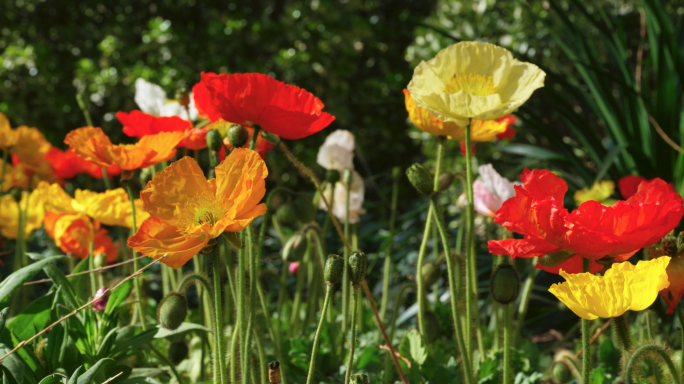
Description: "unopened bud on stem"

(349, 251), (368, 285)
(158, 292), (188, 330)
(206, 129), (223, 152)
(228, 124), (249, 148)
(324, 254), (344, 284)
(406, 164), (433, 195)
(489, 263), (520, 305)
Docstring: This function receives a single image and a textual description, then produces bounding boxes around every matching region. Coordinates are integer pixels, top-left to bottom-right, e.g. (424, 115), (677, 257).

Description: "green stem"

(250, 126), (261, 150)
(0, 149), (9, 195)
(342, 173), (352, 337)
(385, 283), (414, 384)
(257, 283), (288, 384)
(503, 304), (512, 384)
(88, 242), (96, 298)
(345, 285), (361, 384)
(625, 344), (681, 384)
(254, 325), (267, 384)
(238, 230), (247, 384)
(101, 168), (111, 190)
(230, 325), (239, 384)
(321, 183), (334, 249)
(212, 247), (228, 384)
(149, 344), (185, 384)
(677, 306), (684, 371)
(416, 203), (435, 339)
(125, 183), (146, 330)
(515, 259), (539, 344)
(290, 233), (311, 335)
(379, 170), (400, 324)
(431, 197), (472, 384)
(243, 226), (257, 384)
(614, 313), (632, 352)
(306, 284), (333, 384)
(464, 124), (476, 364)
(581, 257), (591, 384)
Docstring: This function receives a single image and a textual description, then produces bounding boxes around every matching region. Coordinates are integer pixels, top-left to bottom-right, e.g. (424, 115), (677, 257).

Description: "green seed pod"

(437, 172), (455, 192)
(275, 203), (297, 226)
(168, 342), (189, 365)
(324, 254), (345, 284)
(552, 363), (572, 384)
(538, 250), (574, 268)
(206, 129), (223, 152)
(349, 251), (368, 285)
(228, 124), (249, 148)
(282, 232), (308, 262)
(326, 169), (341, 184)
(421, 261), (441, 287)
(158, 292), (188, 330)
(350, 373), (370, 384)
(260, 130), (281, 145)
(200, 237), (218, 254)
(391, 166), (402, 180)
(406, 164), (433, 195)
(293, 195), (316, 223)
(421, 310), (441, 343)
(342, 168), (354, 185)
(489, 263), (520, 305)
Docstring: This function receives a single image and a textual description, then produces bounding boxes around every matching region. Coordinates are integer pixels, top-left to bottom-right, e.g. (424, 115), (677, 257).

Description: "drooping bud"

(222, 231), (244, 249)
(261, 130), (281, 145)
(437, 172), (455, 192)
(282, 232), (308, 262)
(421, 310), (441, 343)
(324, 254), (344, 284)
(92, 287), (110, 312)
(206, 129), (223, 152)
(293, 195), (316, 223)
(169, 342), (189, 365)
(406, 164), (433, 195)
(489, 263), (520, 305)
(275, 203), (298, 225)
(349, 251), (368, 285)
(268, 361), (281, 384)
(94, 253), (107, 269)
(538, 250), (574, 268)
(350, 373), (370, 384)
(392, 166), (402, 180)
(120, 169), (135, 182)
(342, 168), (354, 185)
(158, 292), (188, 330)
(552, 363), (572, 384)
(228, 124), (249, 148)
(325, 169), (341, 184)
(421, 261), (441, 287)
(200, 237), (218, 254)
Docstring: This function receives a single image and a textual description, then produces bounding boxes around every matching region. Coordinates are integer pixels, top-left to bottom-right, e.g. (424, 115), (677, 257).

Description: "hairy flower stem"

(345, 285), (361, 384)
(614, 313), (632, 352)
(417, 203), (435, 338)
(243, 226), (257, 384)
(290, 233), (310, 335)
(230, 326), (239, 384)
(306, 283), (333, 384)
(515, 258), (539, 344)
(125, 183), (146, 330)
(432, 196), (473, 384)
(625, 344), (681, 384)
(503, 304), (513, 384)
(464, 124), (477, 364)
(237, 231), (247, 383)
(379, 171), (400, 325)
(581, 258), (591, 384)
(212, 247), (228, 384)
(342, 173), (352, 337)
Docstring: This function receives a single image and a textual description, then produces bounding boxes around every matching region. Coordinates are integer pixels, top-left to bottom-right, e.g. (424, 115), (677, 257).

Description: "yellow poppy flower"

(37, 182), (150, 228)
(128, 148), (268, 269)
(0, 112), (18, 150)
(574, 180), (616, 205)
(549, 257), (671, 320)
(12, 126), (52, 170)
(0, 160), (28, 192)
(0, 190), (46, 239)
(407, 41), (545, 126)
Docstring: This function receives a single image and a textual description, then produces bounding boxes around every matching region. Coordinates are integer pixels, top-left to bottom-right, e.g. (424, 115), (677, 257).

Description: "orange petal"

(0, 112), (17, 150)
(215, 148), (268, 219)
(128, 217), (208, 269)
(64, 127), (115, 168)
(216, 203), (268, 235)
(134, 131), (185, 168)
(12, 126), (51, 169)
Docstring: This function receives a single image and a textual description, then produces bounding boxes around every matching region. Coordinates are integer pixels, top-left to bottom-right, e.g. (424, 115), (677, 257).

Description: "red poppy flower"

(460, 141), (476, 157)
(193, 81), (222, 122)
(495, 115), (517, 140)
(618, 175), (646, 199)
(183, 128), (209, 150)
(44, 211), (119, 263)
(117, 110), (192, 138)
(488, 169), (684, 274)
(44, 147), (121, 180)
(198, 72), (335, 140)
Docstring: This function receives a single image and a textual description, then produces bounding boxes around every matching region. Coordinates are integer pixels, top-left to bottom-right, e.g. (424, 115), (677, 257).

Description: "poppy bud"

(275, 203), (297, 225)
(222, 231), (244, 249)
(200, 237), (218, 254)
(538, 250), (574, 268)
(282, 232), (308, 262)
(406, 164), (433, 195)
(268, 361), (281, 384)
(324, 254), (344, 284)
(139, 167), (153, 186)
(169, 341), (189, 365)
(350, 373), (370, 384)
(289, 262), (299, 275)
(326, 169), (340, 184)
(489, 263), (520, 305)
(293, 195), (316, 223)
(261, 130), (281, 145)
(206, 129), (223, 152)
(421, 310), (441, 343)
(342, 168), (354, 185)
(92, 287), (109, 312)
(392, 166), (402, 181)
(94, 253), (107, 269)
(437, 172), (455, 192)
(421, 261), (440, 287)
(158, 292), (188, 330)
(552, 363), (572, 384)
(228, 124), (249, 148)
(349, 251), (368, 285)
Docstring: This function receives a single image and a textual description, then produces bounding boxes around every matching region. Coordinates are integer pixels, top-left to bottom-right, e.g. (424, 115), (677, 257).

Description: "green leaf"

(68, 258), (91, 303)
(153, 323), (211, 339)
(590, 367), (605, 384)
(105, 281), (131, 316)
(496, 144), (568, 161)
(0, 256), (65, 303)
(478, 357), (499, 382)
(594, 144), (627, 183)
(0, 365), (19, 384)
(109, 328), (158, 361)
(0, 308), (9, 340)
(43, 264), (80, 311)
(0, 343), (24, 384)
(598, 339), (620, 376)
(405, 329), (427, 366)
(38, 374), (67, 384)
(6, 293), (53, 341)
(76, 358), (113, 384)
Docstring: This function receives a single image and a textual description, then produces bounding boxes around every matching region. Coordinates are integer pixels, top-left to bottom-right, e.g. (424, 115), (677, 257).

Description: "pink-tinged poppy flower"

(471, 164), (520, 217)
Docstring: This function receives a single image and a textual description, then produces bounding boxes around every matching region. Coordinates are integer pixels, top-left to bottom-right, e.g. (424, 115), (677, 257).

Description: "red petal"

(618, 175), (645, 199)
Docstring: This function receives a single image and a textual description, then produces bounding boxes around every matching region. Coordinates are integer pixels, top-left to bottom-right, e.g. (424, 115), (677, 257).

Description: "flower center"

(178, 192), (225, 231)
(444, 74), (497, 96)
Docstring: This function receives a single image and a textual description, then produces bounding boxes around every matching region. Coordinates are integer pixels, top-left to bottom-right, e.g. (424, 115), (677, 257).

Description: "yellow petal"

(574, 180), (615, 205)
(0, 113), (17, 150)
(549, 257), (671, 319)
(0, 190), (46, 239)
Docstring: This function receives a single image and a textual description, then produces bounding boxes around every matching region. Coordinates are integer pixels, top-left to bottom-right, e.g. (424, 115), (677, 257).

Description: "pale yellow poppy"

(574, 180), (616, 205)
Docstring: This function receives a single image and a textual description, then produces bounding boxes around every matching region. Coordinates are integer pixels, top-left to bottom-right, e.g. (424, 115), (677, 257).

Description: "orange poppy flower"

(495, 115), (517, 140)
(129, 148), (268, 268)
(0, 112), (18, 150)
(44, 147), (121, 180)
(44, 211), (118, 263)
(183, 128), (210, 150)
(64, 126), (184, 170)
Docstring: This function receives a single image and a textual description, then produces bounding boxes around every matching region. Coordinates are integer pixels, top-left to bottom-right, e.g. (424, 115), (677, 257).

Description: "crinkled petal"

(128, 217), (209, 269)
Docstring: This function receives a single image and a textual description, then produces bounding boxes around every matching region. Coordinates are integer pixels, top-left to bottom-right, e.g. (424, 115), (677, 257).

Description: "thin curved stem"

(243, 226), (257, 384)
(677, 306), (684, 371)
(515, 259), (539, 344)
(149, 344), (185, 384)
(212, 248), (228, 384)
(503, 304), (512, 384)
(345, 285), (361, 384)
(88, 242), (97, 298)
(342, 174), (352, 336)
(380, 169), (400, 324)
(581, 258), (591, 384)
(230, 325), (239, 384)
(416, 203), (434, 338)
(625, 344), (681, 384)
(306, 284), (333, 384)
(238, 231), (247, 384)
(255, 325), (267, 384)
(125, 183), (145, 330)
(464, 124), (476, 364)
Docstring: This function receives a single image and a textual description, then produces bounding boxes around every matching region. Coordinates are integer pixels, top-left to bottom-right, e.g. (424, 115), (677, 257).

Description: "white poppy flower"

(319, 169), (366, 224)
(317, 129), (355, 172)
(471, 164), (521, 217)
(134, 78), (198, 121)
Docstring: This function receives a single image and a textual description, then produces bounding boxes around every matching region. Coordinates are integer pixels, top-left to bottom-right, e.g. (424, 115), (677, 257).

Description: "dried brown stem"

(23, 256), (146, 286)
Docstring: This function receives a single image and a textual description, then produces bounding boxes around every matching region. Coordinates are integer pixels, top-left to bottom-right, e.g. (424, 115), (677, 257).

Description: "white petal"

(322, 130), (355, 152)
(317, 145), (354, 171)
(478, 163), (518, 202)
(134, 78), (166, 116)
